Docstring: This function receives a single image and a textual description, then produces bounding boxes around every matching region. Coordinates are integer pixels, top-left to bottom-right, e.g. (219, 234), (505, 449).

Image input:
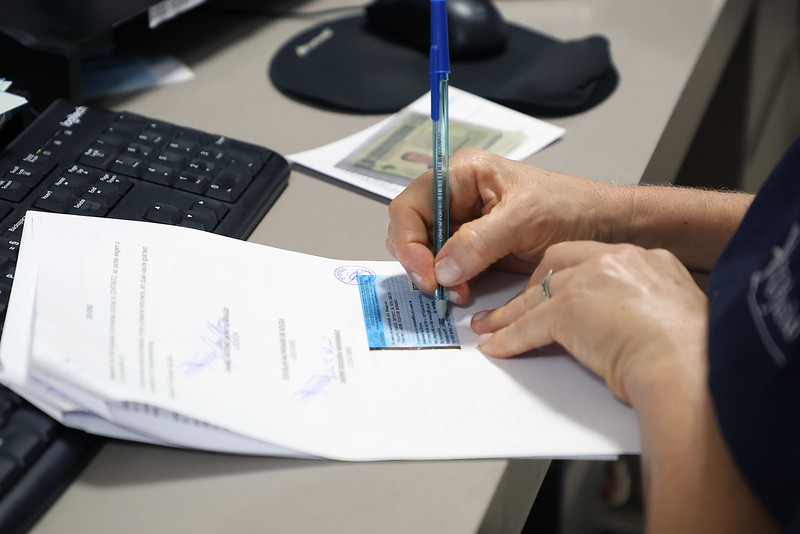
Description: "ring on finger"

(540, 269), (554, 301)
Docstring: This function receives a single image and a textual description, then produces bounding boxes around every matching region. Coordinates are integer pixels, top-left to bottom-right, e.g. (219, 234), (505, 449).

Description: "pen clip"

(429, 0), (449, 121)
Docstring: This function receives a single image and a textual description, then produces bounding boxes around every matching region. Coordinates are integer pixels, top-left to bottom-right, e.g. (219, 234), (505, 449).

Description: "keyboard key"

(136, 131), (166, 146)
(64, 163), (101, 180)
(156, 150), (188, 168)
(5, 165), (34, 180)
(142, 163), (175, 186)
(110, 154), (146, 177)
(191, 198), (228, 220)
(107, 116), (145, 137)
(144, 203), (182, 225)
(0, 389), (21, 410)
(197, 148), (226, 164)
(0, 238), (20, 257)
(0, 210), (28, 240)
(104, 124), (137, 140)
(0, 456), (21, 494)
(0, 398), (14, 426)
(174, 130), (211, 149)
(225, 149), (263, 175)
(11, 409), (58, 441)
(174, 171), (210, 194)
(3, 165), (45, 190)
(0, 423), (45, 468)
(96, 132), (128, 148)
(124, 142), (156, 159)
(69, 198), (108, 217)
(0, 180), (30, 202)
(52, 173), (92, 193)
(180, 211), (217, 231)
(0, 203), (12, 224)
(0, 257), (13, 276)
(79, 145), (116, 168)
(34, 189), (76, 213)
(207, 167), (251, 202)
(166, 139), (198, 156)
(20, 151), (55, 169)
(188, 158), (217, 174)
(96, 173), (133, 195)
(112, 111), (147, 127)
(144, 120), (178, 138)
(84, 186), (121, 209)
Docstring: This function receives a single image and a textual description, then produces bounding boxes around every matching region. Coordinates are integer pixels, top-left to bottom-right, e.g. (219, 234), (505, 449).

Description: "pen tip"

(436, 299), (448, 323)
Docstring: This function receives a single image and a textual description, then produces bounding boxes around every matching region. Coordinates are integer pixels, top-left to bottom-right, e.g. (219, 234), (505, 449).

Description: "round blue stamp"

(334, 265), (376, 285)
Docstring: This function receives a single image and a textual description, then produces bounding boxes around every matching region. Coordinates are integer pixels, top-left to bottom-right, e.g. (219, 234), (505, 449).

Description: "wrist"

(609, 183), (637, 245)
(583, 179), (636, 245)
(622, 341), (708, 413)
(620, 185), (752, 270)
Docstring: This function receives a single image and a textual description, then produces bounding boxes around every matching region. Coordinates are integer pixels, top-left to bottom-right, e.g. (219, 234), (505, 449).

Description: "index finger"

(388, 170), (437, 292)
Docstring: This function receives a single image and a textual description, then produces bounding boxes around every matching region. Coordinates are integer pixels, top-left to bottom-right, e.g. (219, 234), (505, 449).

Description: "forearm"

(617, 185), (753, 272)
(626, 357), (778, 533)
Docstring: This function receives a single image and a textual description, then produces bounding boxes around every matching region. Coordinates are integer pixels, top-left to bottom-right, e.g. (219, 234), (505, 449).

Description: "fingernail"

(435, 256), (462, 285)
(472, 310), (487, 322)
(385, 241), (396, 259)
(410, 272), (426, 290)
(448, 291), (461, 304)
(477, 332), (493, 346)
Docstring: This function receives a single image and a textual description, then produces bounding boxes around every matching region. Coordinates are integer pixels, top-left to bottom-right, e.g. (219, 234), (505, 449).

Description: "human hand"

(386, 148), (632, 304)
(472, 241), (708, 404)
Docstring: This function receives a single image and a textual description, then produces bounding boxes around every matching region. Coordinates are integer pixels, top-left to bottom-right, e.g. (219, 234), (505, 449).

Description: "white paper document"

(289, 88), (566, 200)
(0, 212), (639, 460)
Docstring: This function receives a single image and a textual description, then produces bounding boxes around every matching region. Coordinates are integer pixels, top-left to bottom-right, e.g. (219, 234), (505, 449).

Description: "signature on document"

(180, 311), (231, 376)
(291, 336), (339, 403)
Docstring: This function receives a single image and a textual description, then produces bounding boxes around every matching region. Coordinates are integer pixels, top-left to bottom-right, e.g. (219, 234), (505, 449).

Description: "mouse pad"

(269, 15), (618, 117)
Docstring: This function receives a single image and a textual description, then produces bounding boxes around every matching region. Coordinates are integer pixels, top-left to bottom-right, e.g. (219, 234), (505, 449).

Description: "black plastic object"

(270, 14), (617, 117)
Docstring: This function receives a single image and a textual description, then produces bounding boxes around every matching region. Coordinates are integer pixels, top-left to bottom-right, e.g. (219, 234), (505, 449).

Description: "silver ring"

(540, 269), (554, 301)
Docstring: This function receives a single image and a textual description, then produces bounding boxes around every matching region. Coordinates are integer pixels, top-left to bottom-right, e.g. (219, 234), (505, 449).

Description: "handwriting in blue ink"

(180, 312), (230, 376)
(291, 337), (338, 403)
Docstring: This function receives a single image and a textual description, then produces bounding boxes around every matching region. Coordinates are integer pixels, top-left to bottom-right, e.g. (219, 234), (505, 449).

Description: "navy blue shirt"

(708, 135), (800, 531)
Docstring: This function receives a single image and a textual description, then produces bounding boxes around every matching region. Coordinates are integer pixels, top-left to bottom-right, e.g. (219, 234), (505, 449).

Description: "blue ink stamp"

(334, 265), (376, 285)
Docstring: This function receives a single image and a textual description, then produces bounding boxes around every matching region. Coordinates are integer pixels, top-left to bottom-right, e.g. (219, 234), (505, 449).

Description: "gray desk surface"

(30, 0), (752, 532)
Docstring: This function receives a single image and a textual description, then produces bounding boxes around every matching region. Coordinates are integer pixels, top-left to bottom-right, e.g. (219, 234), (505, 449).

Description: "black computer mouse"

(365, 0), (510, 60)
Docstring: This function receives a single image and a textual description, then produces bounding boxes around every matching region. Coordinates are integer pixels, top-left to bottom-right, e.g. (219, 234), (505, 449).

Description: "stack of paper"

(0, 212), (639, 460)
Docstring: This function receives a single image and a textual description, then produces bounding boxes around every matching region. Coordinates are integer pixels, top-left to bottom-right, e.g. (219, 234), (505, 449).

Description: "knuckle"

(456, 146), (491, 163)
(612, 242), (642, 257)
(387, 198), (403, 219)
(650, 247), (678, 264)
(542, 241), (569, 261)
(458, 221), (498, 263)
(593, 243), (642, 270)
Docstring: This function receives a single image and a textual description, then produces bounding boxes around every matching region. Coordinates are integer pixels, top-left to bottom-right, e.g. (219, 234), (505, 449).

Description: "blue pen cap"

(430, 0), (449, 120)
(429, 0), (450, 75)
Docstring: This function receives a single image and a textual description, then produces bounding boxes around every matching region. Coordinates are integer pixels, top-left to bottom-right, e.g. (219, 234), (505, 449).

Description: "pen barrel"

(432, 78), (449, 258)
(432, 77), (449, 306)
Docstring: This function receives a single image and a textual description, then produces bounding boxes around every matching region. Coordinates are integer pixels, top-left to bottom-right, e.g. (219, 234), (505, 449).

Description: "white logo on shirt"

(748, 222), (800, 367)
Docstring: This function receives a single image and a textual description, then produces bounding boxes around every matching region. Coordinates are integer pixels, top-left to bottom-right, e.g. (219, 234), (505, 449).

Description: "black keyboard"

(0, 99), (291, 533)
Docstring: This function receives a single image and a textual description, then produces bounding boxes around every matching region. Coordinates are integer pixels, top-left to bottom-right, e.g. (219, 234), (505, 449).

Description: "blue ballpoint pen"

(430, 0), (450, 322)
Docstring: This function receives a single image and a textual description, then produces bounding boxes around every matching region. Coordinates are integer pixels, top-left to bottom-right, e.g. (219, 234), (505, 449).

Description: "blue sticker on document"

(358, 274), (460, 350)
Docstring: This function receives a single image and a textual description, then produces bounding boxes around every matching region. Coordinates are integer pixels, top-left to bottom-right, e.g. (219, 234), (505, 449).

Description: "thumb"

(434, 209), (517, 286)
